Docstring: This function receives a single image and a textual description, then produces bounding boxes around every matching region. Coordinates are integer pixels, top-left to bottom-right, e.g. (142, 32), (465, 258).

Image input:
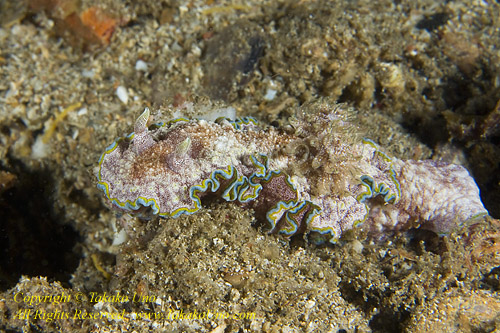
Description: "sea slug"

(97, 102), (488, 243)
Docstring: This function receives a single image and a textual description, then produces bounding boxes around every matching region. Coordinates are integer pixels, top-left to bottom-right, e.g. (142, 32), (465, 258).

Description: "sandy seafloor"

(0, 0), (500, 332)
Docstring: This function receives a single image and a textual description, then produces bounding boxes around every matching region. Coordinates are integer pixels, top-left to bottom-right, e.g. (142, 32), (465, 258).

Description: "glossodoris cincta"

(97, 103), (488, 243)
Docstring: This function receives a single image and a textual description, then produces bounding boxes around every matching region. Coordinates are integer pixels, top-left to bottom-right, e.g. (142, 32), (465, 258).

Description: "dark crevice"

(415, 13), (449, 32)
(401, 114), (450, 149)
(0, 160), (81, 291)
(338, 281), (406, 333)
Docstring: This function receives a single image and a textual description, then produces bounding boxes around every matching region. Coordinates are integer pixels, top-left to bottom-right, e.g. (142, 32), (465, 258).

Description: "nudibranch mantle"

(97, 105), (488, 243)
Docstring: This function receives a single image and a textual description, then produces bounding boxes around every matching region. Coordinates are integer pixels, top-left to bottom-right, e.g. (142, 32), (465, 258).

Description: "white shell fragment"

(116, 86), (129, 104)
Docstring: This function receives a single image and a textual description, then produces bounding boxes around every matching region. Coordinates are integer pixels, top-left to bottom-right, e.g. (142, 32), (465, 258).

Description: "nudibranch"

(97, 103), (488, 243)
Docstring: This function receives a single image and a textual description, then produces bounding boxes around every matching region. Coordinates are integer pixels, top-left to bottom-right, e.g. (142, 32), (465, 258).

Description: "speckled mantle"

(97, 104), (488, 243)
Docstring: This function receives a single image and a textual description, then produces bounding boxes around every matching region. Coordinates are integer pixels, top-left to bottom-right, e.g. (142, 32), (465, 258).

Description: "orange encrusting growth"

(80, 7), (117, 45)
